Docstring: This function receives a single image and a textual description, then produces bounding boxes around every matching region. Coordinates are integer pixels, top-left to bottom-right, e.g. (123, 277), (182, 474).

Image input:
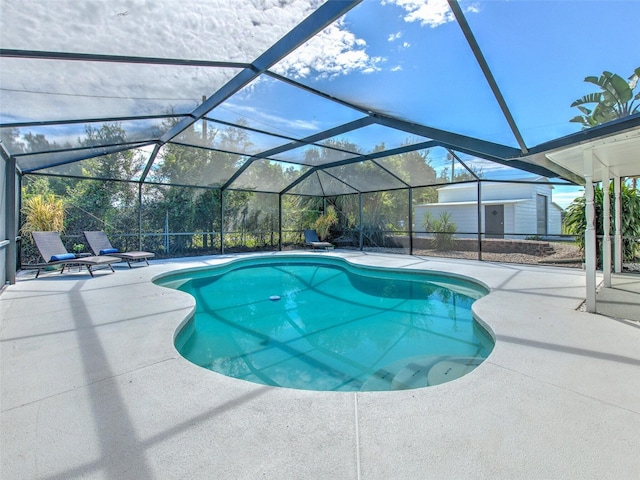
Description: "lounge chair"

(303, 229), (334, 250)
(31, 231), (119, 278)
(83, 231), (154, 267)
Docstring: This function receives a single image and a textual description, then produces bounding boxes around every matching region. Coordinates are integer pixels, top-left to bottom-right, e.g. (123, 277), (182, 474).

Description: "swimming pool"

(157, 256), (493, 391)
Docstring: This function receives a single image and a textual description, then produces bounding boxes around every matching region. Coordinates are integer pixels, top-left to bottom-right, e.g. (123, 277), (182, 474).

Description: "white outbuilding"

(414, 178), (563, 239)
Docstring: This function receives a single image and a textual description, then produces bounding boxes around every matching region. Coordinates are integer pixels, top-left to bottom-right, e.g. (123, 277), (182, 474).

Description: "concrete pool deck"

(1, 251), (639, 479)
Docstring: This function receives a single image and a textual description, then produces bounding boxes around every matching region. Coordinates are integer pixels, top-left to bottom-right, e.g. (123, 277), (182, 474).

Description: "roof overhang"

(520, 114), (640, 185)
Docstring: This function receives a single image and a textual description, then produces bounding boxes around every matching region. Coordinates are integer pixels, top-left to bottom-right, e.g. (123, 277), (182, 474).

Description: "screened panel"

(269, 143), (360, 166)
(230, 160), (311, 193)
(16, 143), (150, 173)
(20, 176), (142, 264)
(413, 184), (480, 259)
(478, 180), (564, 239)
(147, 144), (247, 187)
(272, 0), (518, 147)
(138, 184), (223, 256)
(412, 186), (441, 228)
(323, 161), (407, 192)
(332, 193), (360, 241)
(223, 191), (280, 252)
(0, 58), (241, 123)
(65, 178), (141, 237)
(5, 0), (638, 270)
(361, 190), (410, 230)
(320, 124), (430, 154)
(175, 119), (290, 154)
(281, 193), (323, 238)
(459, 153), (546, 181)
(374, 149), (439, 187)
(316, 170), (359, 196)
(0, 0), (319, 63)
(140, 183), (170, 254)
(287, 172), (326, 197)
(423, 147), (478, 184)
(360, 190), (410, 253)
(21, 175), (141, 264)
(2, 119), (174, 155)
(208, 75), (366, 138)
(465, 0), (640, 146)
(36, 146), (152, 182)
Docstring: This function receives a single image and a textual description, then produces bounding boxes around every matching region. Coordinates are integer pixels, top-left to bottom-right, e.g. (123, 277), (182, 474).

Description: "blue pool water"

(157, 256), (493, 392)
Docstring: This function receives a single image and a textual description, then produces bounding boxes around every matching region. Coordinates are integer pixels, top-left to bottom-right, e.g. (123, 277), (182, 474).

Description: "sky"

(1, 0), (637, 207)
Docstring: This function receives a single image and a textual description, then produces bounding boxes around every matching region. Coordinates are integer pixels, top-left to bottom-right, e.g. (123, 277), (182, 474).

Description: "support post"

(278, 194), (282, 251)
(602, 166), (611, 287)
(138, 183), (143, 251)
(359, 193), (363, 251)
(220, 190), (225, 255)
(614, 176), (622, 273)
(16, 173), (22, 272)
(5, 157), (17, 284)
(477, 180), (482, 261)
(408, 188), (413, 255)
(584, 150), (597, 313)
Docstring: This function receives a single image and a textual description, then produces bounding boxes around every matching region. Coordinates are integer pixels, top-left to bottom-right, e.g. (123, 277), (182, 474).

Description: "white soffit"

(544, 127), (640, 183)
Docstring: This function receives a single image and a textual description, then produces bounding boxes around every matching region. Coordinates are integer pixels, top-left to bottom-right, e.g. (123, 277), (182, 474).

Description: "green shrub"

(314, 206), (338, 241)
(424, 211), (457, 250)
(21, 193), (65, 236)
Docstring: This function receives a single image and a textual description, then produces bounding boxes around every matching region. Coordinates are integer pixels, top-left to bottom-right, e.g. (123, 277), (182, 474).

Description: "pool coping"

(2, 251), (639, 479)
(157, 254), (493, 392)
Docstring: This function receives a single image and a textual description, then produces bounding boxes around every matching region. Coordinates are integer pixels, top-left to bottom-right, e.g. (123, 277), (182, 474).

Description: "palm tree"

(570, 67), (640, 127)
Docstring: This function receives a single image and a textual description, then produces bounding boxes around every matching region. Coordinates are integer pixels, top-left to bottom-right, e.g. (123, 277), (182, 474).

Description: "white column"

(614, 176), (623, 272)
(602, 165), (611, 287)
(584, 149), (597, 313)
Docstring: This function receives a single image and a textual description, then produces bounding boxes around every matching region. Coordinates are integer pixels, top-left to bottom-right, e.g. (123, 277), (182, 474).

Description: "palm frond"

(570, 93), (601, 107)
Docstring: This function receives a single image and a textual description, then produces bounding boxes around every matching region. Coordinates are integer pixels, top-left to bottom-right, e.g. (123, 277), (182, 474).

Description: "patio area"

(1, 251), (639, 479)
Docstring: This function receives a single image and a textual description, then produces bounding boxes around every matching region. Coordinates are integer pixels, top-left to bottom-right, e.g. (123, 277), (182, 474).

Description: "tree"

(63, 124), (142, 238)
(570, 67), (640, 127)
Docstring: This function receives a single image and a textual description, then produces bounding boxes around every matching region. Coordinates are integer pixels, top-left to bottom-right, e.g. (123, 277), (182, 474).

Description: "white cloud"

(0, 0), (324, 122)
(383, 0), (479, 28)
(388, 32), (402, 42)
(0, 0), (323, 61)
(391, 65), (403, 72)
(218, 102), (321, 135)
(272, 19), (385, 80)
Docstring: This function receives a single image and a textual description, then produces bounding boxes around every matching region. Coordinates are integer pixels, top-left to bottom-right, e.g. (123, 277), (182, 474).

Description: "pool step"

(362, 356), (484, 391)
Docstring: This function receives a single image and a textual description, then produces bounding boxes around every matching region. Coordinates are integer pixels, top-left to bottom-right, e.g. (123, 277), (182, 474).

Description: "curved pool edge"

(146, 251), (591, 396)
(153, 252), (492, 296)
(153, 252), (497, 391)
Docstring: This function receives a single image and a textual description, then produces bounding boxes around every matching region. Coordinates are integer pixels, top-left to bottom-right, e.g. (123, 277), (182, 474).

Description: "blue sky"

(1, 0), (637, 206)
(267, 0), (639, 206)
(272, 0), (638, 147)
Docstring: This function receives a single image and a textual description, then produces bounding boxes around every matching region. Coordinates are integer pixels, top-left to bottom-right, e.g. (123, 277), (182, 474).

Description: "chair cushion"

(50, 253), (76, 262)
(99, 248), (119, 255)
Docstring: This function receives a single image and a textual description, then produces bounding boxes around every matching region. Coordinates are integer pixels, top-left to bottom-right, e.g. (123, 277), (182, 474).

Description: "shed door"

(536, 194), (548, 235)
(485, 205), (504, 239)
